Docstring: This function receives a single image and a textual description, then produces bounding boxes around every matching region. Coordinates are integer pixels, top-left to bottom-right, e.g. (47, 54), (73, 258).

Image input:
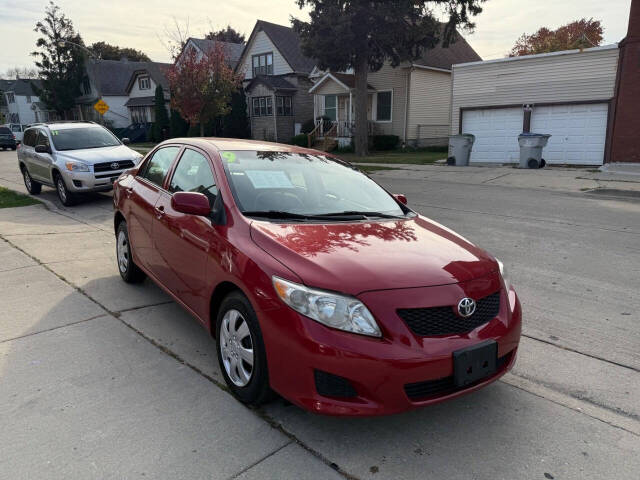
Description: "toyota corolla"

(113, 138), (521, 416)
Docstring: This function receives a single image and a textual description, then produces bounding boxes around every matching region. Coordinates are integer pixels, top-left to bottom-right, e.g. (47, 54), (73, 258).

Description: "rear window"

(0, 127), (11, 134)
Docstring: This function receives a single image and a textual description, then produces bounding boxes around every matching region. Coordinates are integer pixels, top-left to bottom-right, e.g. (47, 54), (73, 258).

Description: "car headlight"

(272, 276), (381, 337)
(65, 161), (89, 172)
(497, 259), (511, 291)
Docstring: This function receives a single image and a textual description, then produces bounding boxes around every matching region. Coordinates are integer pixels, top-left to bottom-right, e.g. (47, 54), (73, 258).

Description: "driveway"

(1, 149), (639, 479)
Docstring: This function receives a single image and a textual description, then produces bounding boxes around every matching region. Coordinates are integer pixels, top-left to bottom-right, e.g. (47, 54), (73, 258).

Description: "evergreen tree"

(31, 1), (85, 116)
(222, 92), (250, 138)
(152, 85), (170, 141)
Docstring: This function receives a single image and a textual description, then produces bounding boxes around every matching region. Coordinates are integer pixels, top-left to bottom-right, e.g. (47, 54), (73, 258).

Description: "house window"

(138, 76), (151, 90)
(276, 96), (292, 116)
(6, 92), (15, 104)
(252, 53), (273, 76)
(376, 91), (392, 122)
(82, 77), (91, 95)
(324, 95), (337, 121)
(26, 96), (32, 103)
(130, 106), (147, 123)
(252, 96), (273, 116)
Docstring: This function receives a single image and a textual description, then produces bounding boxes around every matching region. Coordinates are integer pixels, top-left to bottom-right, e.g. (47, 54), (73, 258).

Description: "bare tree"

(158, 17), (191, 61)
(2, 66), (39, 79)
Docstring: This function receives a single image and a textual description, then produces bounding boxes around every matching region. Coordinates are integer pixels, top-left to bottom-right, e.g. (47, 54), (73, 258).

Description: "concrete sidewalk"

(355, 163), (640, 195)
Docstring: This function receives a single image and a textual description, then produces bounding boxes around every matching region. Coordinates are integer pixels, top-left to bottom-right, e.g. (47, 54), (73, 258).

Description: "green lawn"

(338, 150), (446, 165)
(0, 187), (40, 208)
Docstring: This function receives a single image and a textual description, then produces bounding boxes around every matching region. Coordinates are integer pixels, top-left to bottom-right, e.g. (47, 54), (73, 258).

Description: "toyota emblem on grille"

(457, 298), (476, 318)
(110, 162), (120, 170)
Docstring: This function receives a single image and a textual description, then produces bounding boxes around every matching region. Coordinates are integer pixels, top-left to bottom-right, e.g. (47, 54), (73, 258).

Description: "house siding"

(366, 63), (409, 138)
(313, 81), (349, 96)
(407, 68), (451, 145)
(289, 75), (315, 127)
(451, 46), (620, 134)
(239, 31), (293, 79)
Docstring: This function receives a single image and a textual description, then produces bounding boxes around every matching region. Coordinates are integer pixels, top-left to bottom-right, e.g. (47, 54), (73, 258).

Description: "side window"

(36, 130), (50, 148)
(23, 129), (35, 147)
(139, 146), (180, 187)
(169, 149), (217, 205)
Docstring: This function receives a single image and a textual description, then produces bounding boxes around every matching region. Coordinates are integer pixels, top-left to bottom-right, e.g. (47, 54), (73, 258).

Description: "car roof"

(27, 121), (101, 131)
(167, 137), (317, 154)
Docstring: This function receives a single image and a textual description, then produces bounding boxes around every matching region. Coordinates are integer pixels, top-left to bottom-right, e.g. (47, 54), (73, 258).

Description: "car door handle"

(154, 205), (165, 218)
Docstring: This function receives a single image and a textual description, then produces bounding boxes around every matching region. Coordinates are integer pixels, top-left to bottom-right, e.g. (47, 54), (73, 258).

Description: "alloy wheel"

(219, 309), (254, 387)
(23, 170), (31, 190)
(56, 177), (67, 203)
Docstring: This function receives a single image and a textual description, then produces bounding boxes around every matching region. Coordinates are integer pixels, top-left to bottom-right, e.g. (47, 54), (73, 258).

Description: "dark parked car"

(0, 126), (17, 150)
(113, 138), (522, 416)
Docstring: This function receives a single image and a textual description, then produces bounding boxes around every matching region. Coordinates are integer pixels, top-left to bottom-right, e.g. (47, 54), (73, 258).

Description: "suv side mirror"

(393, 193), (407, 205)
(35, 144), (50, 154)
(122, 137), (131, 145)
(171, 192), (211, 216)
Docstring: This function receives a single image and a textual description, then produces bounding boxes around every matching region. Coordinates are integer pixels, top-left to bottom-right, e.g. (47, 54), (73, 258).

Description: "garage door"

(530, 104), (608, 165)
(461, 108), (523, 163)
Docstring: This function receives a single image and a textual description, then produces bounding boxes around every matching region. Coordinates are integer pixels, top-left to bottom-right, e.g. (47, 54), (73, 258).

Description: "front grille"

(404, 352), (511, 401)
(314, 370), (357, 398)
(397, 292), (501, 337)
(94, 160), (135, 173)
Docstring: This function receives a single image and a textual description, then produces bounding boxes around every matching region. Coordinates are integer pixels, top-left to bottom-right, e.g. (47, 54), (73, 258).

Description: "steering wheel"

(254, 189), (304, 211)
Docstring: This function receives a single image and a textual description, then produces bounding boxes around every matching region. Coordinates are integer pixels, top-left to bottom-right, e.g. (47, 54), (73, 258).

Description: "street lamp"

(57, 40), (97, 59)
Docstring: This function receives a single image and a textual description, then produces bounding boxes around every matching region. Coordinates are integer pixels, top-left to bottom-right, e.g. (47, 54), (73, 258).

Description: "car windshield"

(50, 127), (121, 151)
(220, 151), (406, 220)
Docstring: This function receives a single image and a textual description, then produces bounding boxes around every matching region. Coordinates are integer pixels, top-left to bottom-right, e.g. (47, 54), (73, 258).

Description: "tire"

(53, 172), (77, 206)
(116, 221), (146, 283)
(527, 158), (539, 169)
(11, 146), (17, 151)
(21, 166), (42, 195)
(216, 291), (273, 406)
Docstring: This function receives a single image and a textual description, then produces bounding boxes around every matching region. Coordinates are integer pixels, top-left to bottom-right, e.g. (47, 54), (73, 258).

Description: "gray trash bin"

(448, 134), (475, 166)
(518, 133), (551, 169)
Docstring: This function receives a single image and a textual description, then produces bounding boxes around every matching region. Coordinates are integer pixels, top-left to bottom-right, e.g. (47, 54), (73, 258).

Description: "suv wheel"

(116, 221), (146, 283)
(21, 166), (42, 195)
(216, 291), (274, 406)
(54, 172), (77, 206)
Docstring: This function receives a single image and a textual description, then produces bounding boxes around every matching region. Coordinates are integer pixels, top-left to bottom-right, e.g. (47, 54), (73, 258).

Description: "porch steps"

(313, 137), (338, 152)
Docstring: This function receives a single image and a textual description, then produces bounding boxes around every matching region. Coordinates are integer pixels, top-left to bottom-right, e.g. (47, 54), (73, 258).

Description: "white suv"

(18, 121), (143, 206)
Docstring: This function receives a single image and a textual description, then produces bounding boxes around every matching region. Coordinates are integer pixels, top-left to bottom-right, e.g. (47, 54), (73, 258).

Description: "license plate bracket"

(453, 340), (498, 388)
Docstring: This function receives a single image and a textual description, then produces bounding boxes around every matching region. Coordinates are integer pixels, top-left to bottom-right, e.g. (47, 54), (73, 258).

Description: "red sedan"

(113, 138), (521, 416)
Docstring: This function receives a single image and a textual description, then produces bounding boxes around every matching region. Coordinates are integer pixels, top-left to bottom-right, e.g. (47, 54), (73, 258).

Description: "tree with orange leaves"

(167, 42), (243, 136)
(509, 18), (603, 57)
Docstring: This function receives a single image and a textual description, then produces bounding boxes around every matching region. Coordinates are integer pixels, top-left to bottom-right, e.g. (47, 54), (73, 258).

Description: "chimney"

(608, 0), (640, 163)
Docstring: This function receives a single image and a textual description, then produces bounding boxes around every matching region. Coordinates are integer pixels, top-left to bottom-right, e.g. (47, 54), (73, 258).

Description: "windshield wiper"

(314, 210), (405, 219)
(242, 210), (368, 221)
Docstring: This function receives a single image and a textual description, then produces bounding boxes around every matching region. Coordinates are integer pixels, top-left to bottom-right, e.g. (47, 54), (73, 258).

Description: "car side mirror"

(171, 192), (211, 216)
(35, 144), (50, 154)
(393, 194), (407, 205)
(122, 137), (131, 145)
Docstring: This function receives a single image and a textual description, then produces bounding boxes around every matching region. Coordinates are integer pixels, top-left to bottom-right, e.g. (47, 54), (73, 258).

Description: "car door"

(30, 129), (54, 182)
(19, 129), (36, 172)
(126, 145), (182, 273)
(152, 147), (219, 319)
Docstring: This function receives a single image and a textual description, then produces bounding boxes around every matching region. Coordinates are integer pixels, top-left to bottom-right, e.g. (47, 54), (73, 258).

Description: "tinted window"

(0, 127), (11, 134)
(23, 129), (36, 146)
(139, 146), (180, 187)
(169, 149), (217, 205)
(221, 151), (404, 217)
(49, 126), (120, 151)
(36, 130), (50, 148)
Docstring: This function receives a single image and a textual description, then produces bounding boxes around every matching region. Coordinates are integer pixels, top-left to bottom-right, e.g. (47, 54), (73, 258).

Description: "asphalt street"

(0, 149), (638, 479)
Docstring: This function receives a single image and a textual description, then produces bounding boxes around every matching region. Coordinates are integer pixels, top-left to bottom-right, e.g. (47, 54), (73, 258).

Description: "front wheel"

(116, 221), (146, 283)
(22, 167), (42, 194)
(54, 172), (77, 206)
(216, 291), (273, 406)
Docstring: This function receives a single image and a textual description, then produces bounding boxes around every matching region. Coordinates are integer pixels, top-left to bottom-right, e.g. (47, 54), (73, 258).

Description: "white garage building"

(450, 45), (620, 165)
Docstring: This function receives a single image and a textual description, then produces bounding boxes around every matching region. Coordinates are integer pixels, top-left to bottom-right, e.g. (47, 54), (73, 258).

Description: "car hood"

(250, 216), (498, 295)
(55, 145), (139, 165)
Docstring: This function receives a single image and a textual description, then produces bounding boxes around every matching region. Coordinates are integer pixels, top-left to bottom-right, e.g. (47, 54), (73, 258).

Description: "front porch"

(308, 72), (377, 148)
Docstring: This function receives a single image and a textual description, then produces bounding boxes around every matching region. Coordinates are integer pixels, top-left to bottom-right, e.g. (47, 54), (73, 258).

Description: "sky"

(0, 0), (633, 74)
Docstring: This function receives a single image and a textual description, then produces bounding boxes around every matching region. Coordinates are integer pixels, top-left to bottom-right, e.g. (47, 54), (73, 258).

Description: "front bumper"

(62, 169), (129, 193)
(260, 274), (522, 416)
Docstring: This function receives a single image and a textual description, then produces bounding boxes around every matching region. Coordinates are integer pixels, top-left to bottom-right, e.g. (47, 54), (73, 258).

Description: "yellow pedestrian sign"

(94, 99), (109, 115)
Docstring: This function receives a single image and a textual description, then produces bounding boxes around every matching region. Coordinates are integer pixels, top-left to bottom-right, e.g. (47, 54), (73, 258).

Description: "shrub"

(372, 135), (399, 151)
(291, 134), (308, 147)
